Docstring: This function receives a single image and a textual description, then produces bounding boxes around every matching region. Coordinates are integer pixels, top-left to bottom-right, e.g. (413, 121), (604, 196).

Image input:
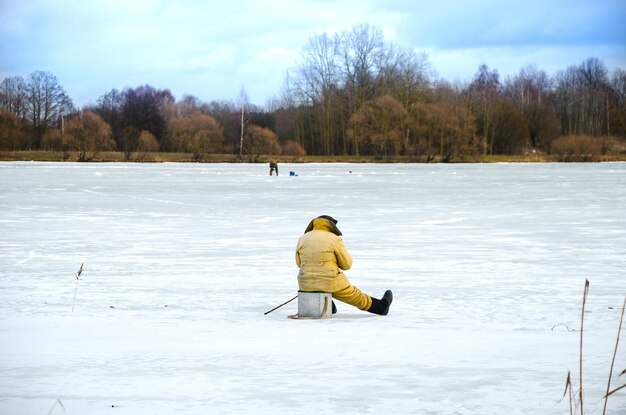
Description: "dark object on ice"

(269, 161), (278, 176)
(367, 290), (393, 315)
(289, 171), (297, 176)
(332, 300), (337, 314)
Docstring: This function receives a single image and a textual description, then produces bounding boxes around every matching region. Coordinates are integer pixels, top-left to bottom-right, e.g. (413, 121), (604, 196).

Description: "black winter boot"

(367, 290), (393, 315)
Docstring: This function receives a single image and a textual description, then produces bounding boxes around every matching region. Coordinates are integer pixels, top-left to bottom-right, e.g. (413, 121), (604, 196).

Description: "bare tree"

(348, 95), (408, 156)
(64, 111), (115, 161)
(579, 57), (610, 136)
(296, 32), (342, 155)
(468, 64), (500, 154)
(94, 88), (124, 141)
(136, 130), (159, 160)
(120, 85), (172, 143)
(0, 109), (27, 150)
(552, 58), (610, 137)
(609, 69), (626, 137)
(377, 46), (433, 150)
(282, 140), (306, 156)
(238, 87), (252, 157)
(242, 124), (281, 156)
(280, 23), (438, 156)
(502, 66), (559, 150)
(339, 24), (385, 154)
(339, 23), (384, 106)
(0, 76), (28, 120)
(24, 71), (74, 149)
(169, 111), (223, 160)
(490, 99), (530, 154)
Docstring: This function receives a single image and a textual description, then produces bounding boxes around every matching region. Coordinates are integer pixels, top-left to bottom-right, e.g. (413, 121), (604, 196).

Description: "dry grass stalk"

(71, 263), (84, 312)
(603, 293), (626, 414)
(579, 279), (589, 415)
(47, 398), (66, 415)
(563, 281), (626, 414)
(562, 371), (574, 415)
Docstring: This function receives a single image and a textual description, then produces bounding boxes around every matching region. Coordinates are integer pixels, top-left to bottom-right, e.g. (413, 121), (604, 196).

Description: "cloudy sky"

(1, 0), (625, 107)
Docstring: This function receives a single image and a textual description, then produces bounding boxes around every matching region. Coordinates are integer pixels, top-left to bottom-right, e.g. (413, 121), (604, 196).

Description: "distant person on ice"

(269, 161), (278, 176)
(295, 215), (393, 315)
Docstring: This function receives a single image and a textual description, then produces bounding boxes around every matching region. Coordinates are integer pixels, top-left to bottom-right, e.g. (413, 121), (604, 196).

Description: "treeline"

(1, 24), (625, 161)
(0, 77), (293, 161)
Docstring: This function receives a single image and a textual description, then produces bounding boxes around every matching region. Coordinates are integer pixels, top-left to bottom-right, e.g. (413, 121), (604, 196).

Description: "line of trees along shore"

(1, 24), (625, 161)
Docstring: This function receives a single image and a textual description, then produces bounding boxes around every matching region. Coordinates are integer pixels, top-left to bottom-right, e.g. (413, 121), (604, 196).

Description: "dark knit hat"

(304, 215), (342, 235)
(317, 215), (338, 225)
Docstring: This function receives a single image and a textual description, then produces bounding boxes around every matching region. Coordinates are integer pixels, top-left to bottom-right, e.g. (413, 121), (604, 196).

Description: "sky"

(1, 0), (625, 108)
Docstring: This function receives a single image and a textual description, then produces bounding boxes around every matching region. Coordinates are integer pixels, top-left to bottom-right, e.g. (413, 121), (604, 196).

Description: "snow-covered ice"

(0, 161), (625, 414)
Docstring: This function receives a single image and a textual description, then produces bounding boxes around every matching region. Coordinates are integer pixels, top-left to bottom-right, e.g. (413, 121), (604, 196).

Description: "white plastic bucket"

(297, 291), (333, 318)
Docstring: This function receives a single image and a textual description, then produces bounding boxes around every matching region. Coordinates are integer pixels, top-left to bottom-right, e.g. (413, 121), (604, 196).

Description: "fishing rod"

(264, 294), (298, 315)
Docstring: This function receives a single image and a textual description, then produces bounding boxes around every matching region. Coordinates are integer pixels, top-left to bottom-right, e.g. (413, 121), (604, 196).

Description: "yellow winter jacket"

(295, 218), (352, 293)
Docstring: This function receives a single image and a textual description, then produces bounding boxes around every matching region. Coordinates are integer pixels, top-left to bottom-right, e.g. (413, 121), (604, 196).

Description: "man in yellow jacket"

(295, 215), (393, 315)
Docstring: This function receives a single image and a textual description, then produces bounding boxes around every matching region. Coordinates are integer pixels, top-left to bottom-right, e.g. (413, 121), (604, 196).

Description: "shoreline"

(2, 151), (626, 163)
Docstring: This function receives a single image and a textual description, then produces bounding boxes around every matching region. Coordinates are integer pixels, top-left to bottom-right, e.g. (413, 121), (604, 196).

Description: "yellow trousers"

(332, 285), (372, 310)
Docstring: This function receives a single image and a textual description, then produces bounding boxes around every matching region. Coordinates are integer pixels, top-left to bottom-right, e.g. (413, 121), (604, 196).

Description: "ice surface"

(0, 161), (625, 414)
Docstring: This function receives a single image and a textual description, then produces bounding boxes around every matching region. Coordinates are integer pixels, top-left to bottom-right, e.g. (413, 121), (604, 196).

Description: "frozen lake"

(1, 161), (625, 414)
